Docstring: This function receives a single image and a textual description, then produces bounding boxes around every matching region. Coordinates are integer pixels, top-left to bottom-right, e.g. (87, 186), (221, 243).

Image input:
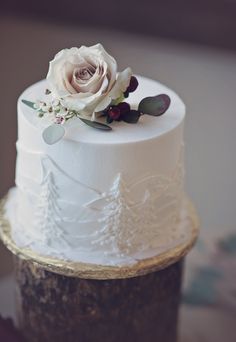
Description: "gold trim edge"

(0, 194), (199, 280)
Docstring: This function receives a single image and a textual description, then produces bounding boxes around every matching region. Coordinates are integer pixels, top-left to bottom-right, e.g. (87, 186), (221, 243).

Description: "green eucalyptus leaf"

(79, 117), (112, 131)
(22, 99), (36, 110)
(42, 124), (65, 145)
(138, 94), (171, 116)
(122, 110), (141, 123)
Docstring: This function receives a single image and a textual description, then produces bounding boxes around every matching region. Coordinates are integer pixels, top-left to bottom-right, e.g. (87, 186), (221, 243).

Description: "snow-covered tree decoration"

(88, 173), (138, 255)
(84, 145), (184, 256)
(35, 170), (64, 244)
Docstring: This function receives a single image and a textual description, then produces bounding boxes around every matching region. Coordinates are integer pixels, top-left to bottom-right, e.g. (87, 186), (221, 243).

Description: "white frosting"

(5, 75), (186, 265)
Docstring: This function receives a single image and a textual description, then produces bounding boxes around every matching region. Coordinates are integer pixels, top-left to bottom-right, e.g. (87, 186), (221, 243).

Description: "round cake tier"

(6, 76), (186, 265)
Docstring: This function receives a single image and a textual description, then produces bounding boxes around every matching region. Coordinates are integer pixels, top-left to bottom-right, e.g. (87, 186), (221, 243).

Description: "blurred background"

(0, 1), (236, 341)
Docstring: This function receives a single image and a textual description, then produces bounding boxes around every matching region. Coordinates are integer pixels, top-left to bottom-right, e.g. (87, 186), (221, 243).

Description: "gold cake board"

(0, 195), (199, 280)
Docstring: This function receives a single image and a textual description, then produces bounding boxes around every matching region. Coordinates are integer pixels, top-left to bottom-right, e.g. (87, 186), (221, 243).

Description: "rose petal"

(80, 44), (117, 92)
(109, 67), (132, 99)
(94, 94), (112, 113)
(76, 64), (103, 93)
(62, 62), (78, 94)
(47, 48), (79, 97)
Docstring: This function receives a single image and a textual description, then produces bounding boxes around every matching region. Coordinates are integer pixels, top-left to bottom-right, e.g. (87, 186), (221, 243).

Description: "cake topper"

(22, 44), (171, 144)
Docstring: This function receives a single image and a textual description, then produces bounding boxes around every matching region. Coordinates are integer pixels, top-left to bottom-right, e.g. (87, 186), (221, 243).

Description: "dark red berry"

(124, 90), (129, 98)
(117, 102), (130, 115)
(126, 76), (139, 93)
(108, 106), (121, 120)
(122, 110), (141, 123)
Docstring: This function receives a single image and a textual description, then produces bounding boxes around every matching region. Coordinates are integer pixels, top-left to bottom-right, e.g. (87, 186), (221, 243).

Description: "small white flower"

(54, 116), (65, 125)
(53, 105), (61, 112)
(34, 100), (46, 111)
(45, 105), (53, 113)
(52, 99), (60, 107)
(58, 106), (68, 116)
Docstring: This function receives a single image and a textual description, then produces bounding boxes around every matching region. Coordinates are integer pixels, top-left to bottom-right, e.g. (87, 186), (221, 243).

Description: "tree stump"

(15, 256), (183, 342)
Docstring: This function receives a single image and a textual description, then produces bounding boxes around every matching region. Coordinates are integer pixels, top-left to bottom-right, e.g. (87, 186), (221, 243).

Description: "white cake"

(5, 45), (186, 265)
(5, 75), (185, 265)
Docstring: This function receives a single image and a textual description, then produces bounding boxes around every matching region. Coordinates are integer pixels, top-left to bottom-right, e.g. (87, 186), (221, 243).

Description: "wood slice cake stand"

(0, 196), (199, 342)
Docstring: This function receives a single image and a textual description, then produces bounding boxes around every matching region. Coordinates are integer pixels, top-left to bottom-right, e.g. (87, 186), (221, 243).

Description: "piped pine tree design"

(89, 174), (138, 254)
(35, 171), (64, 243)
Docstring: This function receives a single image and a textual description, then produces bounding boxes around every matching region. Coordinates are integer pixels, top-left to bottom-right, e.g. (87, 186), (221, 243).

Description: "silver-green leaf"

(138, 94), (171, 116)
(22, 99), (36, 110)
(79, 117), (112, 131)
(42, 124), (65, 145)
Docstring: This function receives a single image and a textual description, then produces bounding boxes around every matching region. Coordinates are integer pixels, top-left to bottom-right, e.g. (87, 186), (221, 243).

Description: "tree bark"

(15, 256), (183, 342)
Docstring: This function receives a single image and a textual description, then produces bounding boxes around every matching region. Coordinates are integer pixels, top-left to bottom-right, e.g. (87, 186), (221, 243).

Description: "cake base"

(0, 196), (199, 342)
(15, 256), (183, 342)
